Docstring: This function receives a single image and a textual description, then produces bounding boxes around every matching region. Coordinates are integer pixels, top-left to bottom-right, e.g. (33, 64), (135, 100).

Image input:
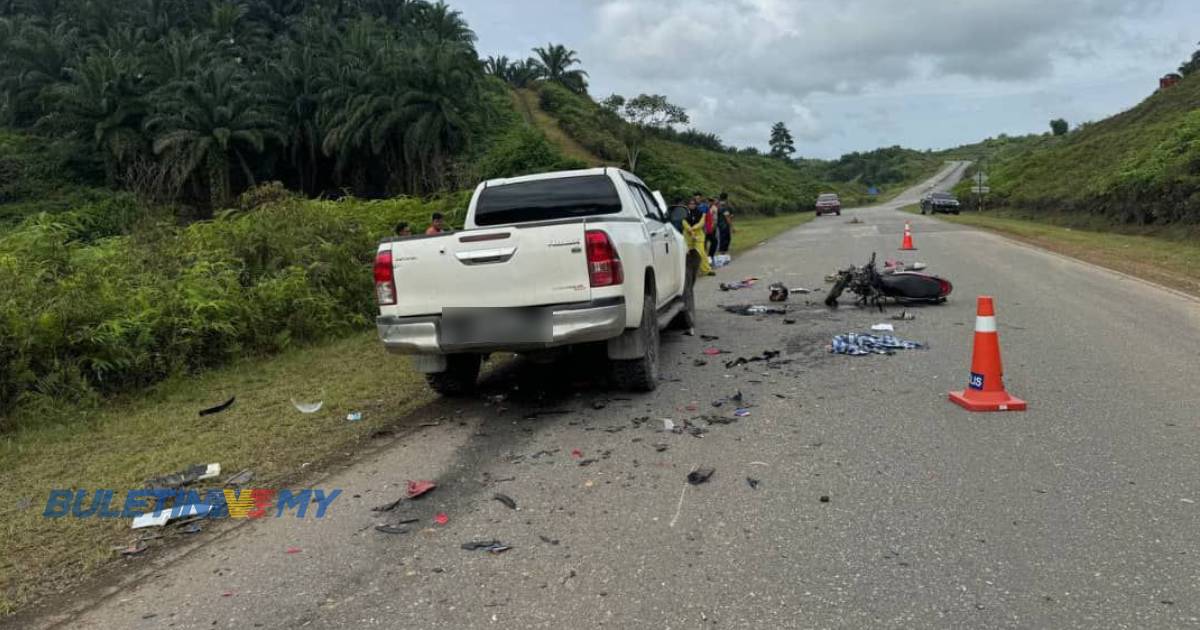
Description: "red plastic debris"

(222, 591), (235, 598)
(285, 546), (302, 554)
(406, 480), (437, 499)
(434, 512), (449, 525)
(570, 448), (583, 459)
(703, 348), (726, 356)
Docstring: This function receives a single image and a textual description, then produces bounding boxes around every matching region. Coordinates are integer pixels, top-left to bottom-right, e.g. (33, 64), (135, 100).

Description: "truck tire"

(611, 291), (660, 392)
(425, 354), (481, 396)
(669, 254), (699, 331)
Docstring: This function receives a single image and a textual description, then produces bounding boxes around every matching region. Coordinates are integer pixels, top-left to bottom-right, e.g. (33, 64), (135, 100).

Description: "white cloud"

(459, 0), (1200, 157)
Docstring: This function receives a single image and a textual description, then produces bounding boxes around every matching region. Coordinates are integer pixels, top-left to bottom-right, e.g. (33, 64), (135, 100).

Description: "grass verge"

(903, 206), (1200, 297)
(0, 332), (436, 615)
(0, 210), (811, 615)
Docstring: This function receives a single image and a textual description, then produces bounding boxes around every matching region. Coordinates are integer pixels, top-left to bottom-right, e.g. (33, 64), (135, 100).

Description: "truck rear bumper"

(377, 298), (627, 355)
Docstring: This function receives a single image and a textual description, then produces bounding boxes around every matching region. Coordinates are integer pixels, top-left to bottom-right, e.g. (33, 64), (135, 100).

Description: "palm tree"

(146, 64), (283, 212)
(44, 50), (148, 184)
(483, 55), (510, 79)
(268, 40), (327, 195)
(532, 43), (587, 93)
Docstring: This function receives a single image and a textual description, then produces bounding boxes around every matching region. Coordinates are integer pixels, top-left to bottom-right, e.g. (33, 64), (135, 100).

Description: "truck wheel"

(669, 254), (699, 331)
(425, 354), (481, 396)
(611, 291), (660, 392)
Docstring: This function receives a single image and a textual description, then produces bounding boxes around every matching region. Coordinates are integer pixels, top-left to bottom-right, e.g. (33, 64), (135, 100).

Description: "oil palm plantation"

(145, 64), (282, 212)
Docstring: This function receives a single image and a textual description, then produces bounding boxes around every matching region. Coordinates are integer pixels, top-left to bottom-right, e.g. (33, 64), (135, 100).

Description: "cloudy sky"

(452, 0), (1199, 159)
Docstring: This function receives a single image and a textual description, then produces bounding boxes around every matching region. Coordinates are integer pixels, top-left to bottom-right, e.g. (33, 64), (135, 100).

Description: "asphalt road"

(31, 162), (1200, 629)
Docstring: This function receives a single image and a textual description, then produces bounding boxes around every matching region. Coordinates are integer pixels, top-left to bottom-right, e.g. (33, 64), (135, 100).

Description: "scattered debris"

(871, 323), (895, 332)
(374, 524), (408, 535)
(687, 468), (715, 486)
(285, 547), (302, 554)
(892, 311), (916, 321)
(198, 397), (236, 417)
(724, 351), (781, 369)
(703, 415), (738, 425)
(734, 408), (751, 418)
(223, 469), (254, 487)
(145, 463), (221, 489)
(434, 512), (449, 525)
(493, 493), (517, 510)
(181, 523), (203, 535)
(830, 333), (923, 356)
(722, 304), (788, 317)
(131, 503), (212, 529)
(700, 334), (720, 342)
(539, 535), (560, 545)
(719, 277), (758, 291)
(577, 458), (598, 467)
(346, 411), (363, 422)
(115, 542), (148, 556)
(591, 400), (608, 410)
(652, 443), (669, 452)
(570, 448), (584, 459)
(819, 495), (831, 503)
(746, 478), (760, 490)
(748, 461), (769, 467)
(783, 318), (797, 325)
(291, 399), (324, 414)
(693, 359), (708, 367)
(702, 348), (730, 356)
(462, 540), (512, 554)
(406, 480), (436, 499)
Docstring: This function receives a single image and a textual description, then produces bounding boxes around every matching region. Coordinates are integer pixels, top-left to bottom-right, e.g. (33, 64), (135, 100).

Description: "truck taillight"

(585, 230), (623, 287)
(374, 250), (397, 305)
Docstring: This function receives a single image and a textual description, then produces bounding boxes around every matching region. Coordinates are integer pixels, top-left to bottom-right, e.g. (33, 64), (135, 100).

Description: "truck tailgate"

(383, 223), (592, 316)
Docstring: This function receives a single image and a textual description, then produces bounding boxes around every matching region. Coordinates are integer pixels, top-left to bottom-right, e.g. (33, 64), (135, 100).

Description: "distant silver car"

(815, 193), (841, 216)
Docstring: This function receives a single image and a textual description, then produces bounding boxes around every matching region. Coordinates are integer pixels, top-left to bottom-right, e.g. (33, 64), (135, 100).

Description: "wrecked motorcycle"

(825, 253), (952, 309)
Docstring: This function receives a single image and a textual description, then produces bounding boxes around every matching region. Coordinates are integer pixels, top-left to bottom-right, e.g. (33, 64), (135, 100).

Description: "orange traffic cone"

(899, 222), (917, 251)
(949, 296), (1026, 412)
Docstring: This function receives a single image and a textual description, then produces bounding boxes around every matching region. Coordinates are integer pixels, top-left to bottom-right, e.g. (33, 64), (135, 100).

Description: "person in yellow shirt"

(683, 199), (714, 276)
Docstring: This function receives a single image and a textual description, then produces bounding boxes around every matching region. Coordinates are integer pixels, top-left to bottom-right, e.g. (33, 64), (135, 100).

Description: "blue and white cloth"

(830, 333), (923, 356)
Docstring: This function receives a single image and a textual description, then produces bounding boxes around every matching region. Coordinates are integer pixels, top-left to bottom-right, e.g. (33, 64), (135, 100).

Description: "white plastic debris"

(871, 323), (895, 332)
(197, 463), (221, 481)
(661, 418), (676, 432)
(291, 399), (324, 414)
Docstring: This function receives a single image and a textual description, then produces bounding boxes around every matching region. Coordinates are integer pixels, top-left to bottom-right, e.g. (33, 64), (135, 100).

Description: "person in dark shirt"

(717, 192), (735, 254)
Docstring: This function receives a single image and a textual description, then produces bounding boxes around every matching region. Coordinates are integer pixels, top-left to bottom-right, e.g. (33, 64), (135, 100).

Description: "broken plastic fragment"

(734, 408), (751, 418)
(224, 469), (254, 487)
(285, 546), (302, 554)
(199, 397), (235, 416)
(871, 323), (895, 332)
(374, 524), (408, 535)
(434, 512), (449, 525)
(406, 480), (436, 499)
(346, 411), (363, 422)
(291, 399), (324, 414)
(687, 468), (715, 485)
(493, 493), (517, 510)
(462, 540), (512, 554)
(661, 419), (676, 432)
(570, 448), (584, 459)
(746, 477), (760, 490)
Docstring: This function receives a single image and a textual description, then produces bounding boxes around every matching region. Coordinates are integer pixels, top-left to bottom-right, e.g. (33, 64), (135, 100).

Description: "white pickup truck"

(374, 168), (699, 395)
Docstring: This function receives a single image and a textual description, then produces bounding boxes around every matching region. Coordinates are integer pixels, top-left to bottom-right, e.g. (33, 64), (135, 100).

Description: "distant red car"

(815, 193), (841, 216)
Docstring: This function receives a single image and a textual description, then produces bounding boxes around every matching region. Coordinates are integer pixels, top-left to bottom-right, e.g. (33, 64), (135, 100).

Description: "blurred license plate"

(441, 308), (552, 345)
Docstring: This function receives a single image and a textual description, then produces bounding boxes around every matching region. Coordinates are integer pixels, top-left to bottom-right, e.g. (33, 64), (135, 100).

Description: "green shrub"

(0, 193), (465, 429)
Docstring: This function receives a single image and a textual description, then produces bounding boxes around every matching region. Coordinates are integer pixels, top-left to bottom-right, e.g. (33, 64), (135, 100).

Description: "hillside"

(966, 73), (1200, 226)
(527, 82), (937, 211)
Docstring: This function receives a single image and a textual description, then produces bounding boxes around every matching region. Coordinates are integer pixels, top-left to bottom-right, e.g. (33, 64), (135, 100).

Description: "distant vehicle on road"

(920, 192), (961, 215)
(373, 168), (698, 396)
(815, 193), (841, 216)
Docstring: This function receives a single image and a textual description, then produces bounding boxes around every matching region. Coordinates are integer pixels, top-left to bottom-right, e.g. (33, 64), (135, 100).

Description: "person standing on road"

(717, 192), (735, 254)
(683, 199), (714, 276)
(700, 196), (715, 258)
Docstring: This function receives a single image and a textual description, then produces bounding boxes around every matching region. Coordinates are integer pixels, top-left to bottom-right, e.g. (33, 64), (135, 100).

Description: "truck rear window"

(474, 175), (622, 226)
